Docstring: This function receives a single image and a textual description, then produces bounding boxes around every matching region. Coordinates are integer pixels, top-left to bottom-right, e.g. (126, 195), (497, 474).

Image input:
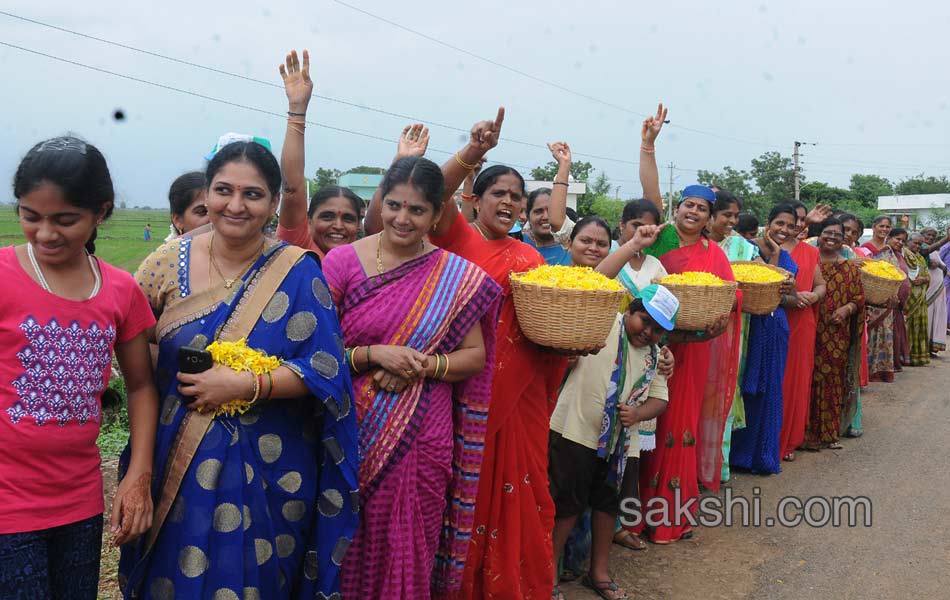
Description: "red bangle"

(460, 193), (475, 201)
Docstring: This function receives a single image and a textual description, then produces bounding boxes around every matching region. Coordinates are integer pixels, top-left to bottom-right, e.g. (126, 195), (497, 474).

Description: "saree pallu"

(805, 261), (865, 446)
(640, 230), (741, 543)
(893, 249), (911, 367)
(903, 249), (930, 366)
(861, 244), (907, 380)
(927, 252), (947, 353)
(719, 234), (757, 481)
(730, 250), (794, 474)
(119, 243), (359, 599)
(432, 213), (568, 600)
(324, 246), (502, 599)
(943, 244), (950, 330)
(779, 242), (819, 458)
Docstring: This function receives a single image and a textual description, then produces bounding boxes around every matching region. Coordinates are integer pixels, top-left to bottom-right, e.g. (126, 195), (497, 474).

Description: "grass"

(0, 207), (167, 273)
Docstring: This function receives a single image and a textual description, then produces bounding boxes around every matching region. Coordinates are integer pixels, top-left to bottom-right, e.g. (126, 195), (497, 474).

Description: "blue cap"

(637, 284), (680, 331)
(509, 220), (523, 234)
(679, 184), (716, 205)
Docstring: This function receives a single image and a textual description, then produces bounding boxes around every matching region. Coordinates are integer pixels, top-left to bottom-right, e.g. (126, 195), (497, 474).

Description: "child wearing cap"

(549, 284), (679, 599)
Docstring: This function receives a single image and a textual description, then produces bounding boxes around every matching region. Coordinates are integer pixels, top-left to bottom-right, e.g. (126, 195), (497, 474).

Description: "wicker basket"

(855, 260), (906, 307)
(510, 276), (626, 350)
(731, 261), (793, 315)
(654, 279), (738, 331)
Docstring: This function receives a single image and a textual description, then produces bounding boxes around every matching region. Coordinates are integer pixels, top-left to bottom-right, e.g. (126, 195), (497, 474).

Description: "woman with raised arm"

(322, 156), (501, 599)
(777, 201), (826, 462)
(276, 49), (364, 256)
(633, 183), (741, 543)
(803, 217), (865, 452)
(638, 103), (668, 214)
(423, 108), (589, 600)
(522, 143), (573, 265)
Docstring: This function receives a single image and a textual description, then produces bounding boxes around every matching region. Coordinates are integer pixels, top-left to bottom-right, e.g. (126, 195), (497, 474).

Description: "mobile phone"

(178, 346), (213, 374)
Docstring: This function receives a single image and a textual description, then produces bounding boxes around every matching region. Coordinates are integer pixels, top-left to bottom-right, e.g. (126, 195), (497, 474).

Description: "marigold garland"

(731, 264), (786, 284)
(201, 339), (281, 417)
(660, 271), (726, 286)
(860, 259), (904, 281)
(511, 265), (624, 292)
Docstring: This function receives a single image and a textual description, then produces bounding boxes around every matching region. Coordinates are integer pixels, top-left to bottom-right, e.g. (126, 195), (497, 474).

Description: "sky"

(1, 0), (948, 209)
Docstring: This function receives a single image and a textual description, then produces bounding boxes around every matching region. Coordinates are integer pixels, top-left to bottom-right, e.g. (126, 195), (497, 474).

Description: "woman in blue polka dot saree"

(118, 141), (358, 599)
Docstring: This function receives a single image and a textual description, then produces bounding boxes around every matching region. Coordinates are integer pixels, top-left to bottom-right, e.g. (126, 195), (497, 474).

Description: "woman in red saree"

(365, 110), (582, 599)
(779, 202), (826, 462)
(324, 157), (503, 599)
(639, 185), (742, 544)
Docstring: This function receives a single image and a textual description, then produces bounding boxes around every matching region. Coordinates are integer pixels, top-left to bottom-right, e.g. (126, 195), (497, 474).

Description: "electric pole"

(793, 141), (801, 202)
(667, 162), (676, 221)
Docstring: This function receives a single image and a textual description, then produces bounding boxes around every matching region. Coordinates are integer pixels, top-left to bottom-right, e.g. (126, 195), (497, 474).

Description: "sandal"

(826, 442), (843, 450)
(783, 452), (795, 462)
(552, 585), (565, 600)
(612, 530), (647, 551)
(581, 574), (629, 600)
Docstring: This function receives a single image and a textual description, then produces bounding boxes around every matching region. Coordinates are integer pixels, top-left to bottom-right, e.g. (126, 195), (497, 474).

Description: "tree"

(529, 160), (594, 183)
(345, 166), (386, 175)
(750, 151), (798, 205)
(313, 167), (341, 188)
(849, 174), (893, 208)
(799, 181), (852, 207)
(588, 171), (612, 196)
(697, 166), (754, 200)
(922, 207), (950, 231)
(895, 174), (950, 196)
(587, 195), (626, 226)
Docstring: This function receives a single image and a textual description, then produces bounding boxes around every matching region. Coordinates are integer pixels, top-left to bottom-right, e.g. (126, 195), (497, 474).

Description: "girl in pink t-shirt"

(0, 137), (159, 598)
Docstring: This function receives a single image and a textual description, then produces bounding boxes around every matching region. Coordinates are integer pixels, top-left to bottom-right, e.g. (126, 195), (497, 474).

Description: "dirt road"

(562, 354), (950, 599)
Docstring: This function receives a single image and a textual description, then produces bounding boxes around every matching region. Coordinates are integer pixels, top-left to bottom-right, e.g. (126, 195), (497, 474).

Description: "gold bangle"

(455, 153), (479, 171)
(435, 354), (445, 379)
(248, 371), (261, 404)
(442, 354), (450, 379)
(288, 124), (306, 136)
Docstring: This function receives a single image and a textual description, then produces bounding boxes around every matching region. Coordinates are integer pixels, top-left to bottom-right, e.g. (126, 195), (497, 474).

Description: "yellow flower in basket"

(511, 265), (624, 292)
(861, 260), (904, 281)
(732, 264), (786, 284)
(202, 339), (282, 417)
(660, 271), (726, 286)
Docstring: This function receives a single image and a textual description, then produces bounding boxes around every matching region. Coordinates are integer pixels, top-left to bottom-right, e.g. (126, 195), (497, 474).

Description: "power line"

(329, 0), (784, 149)
(0, 9), (641, 168)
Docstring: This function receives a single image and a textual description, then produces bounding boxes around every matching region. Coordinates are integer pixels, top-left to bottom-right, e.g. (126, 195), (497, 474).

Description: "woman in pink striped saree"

(323, 156), (502, 599)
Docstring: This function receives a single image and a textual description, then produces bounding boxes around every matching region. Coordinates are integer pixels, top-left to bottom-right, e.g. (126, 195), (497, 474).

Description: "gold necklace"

(376, 232), (424, 274)
(209, 233), (264, 289)
(472, 222), (490, 240)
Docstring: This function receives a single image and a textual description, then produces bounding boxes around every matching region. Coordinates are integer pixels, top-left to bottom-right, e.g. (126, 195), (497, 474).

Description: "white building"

(525, 180), (588, 212)
(877, 193), (950, 229)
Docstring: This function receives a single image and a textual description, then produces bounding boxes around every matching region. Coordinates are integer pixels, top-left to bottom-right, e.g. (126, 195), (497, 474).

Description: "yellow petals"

(861, 260), (904, 281)
(660, 271), (726, 286)
(511, 265), (624, 292)
(202, 339), (281, 417)
(732, 264), (786, 284)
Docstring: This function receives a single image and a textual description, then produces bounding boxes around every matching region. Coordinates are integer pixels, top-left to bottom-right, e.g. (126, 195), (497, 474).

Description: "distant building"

(877, 193), (950, 229)
(337, 173), (384, 202)
(524, 180), (588, 211)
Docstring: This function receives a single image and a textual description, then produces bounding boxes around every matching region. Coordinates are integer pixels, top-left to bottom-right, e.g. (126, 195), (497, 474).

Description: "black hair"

(627, 297), (647, 315)
(526, 187), (551, 215)
(837, 212), (864, 233)
(472, 165), (525, 198)
(888, 227), (907, 239)
(380, 156), (445, 211)
(816, 216), (843, 235)
(307, 185), (363, 218)
(206, 141), (281, 198)
(789, 200), (807, 215)
(872, 214), (892, 226)
(168, 171), (206, 217)
(621, 198), (661, 225)
(569, 216), (612, 243)
(768, 202), (798, 224)
(712, 189), (742, 215)
(565, 207), (579, 222)
(13, 136), (115, 254)
(735, 212), (759, 235)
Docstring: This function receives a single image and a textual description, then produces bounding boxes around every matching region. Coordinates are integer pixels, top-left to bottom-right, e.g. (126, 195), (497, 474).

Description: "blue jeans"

(0, 514), (102, 599)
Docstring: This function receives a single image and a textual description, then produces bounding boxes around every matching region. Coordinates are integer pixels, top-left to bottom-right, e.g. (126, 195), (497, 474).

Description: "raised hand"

(805, 203), (833, 226)
(629, 222), (668, 250)
(469, 107), (505, 154)
(279, 49), (313, 113)
(641, 103), (668, 146)
(397, 124), (430, 160)
(547, 141), (572, 167)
